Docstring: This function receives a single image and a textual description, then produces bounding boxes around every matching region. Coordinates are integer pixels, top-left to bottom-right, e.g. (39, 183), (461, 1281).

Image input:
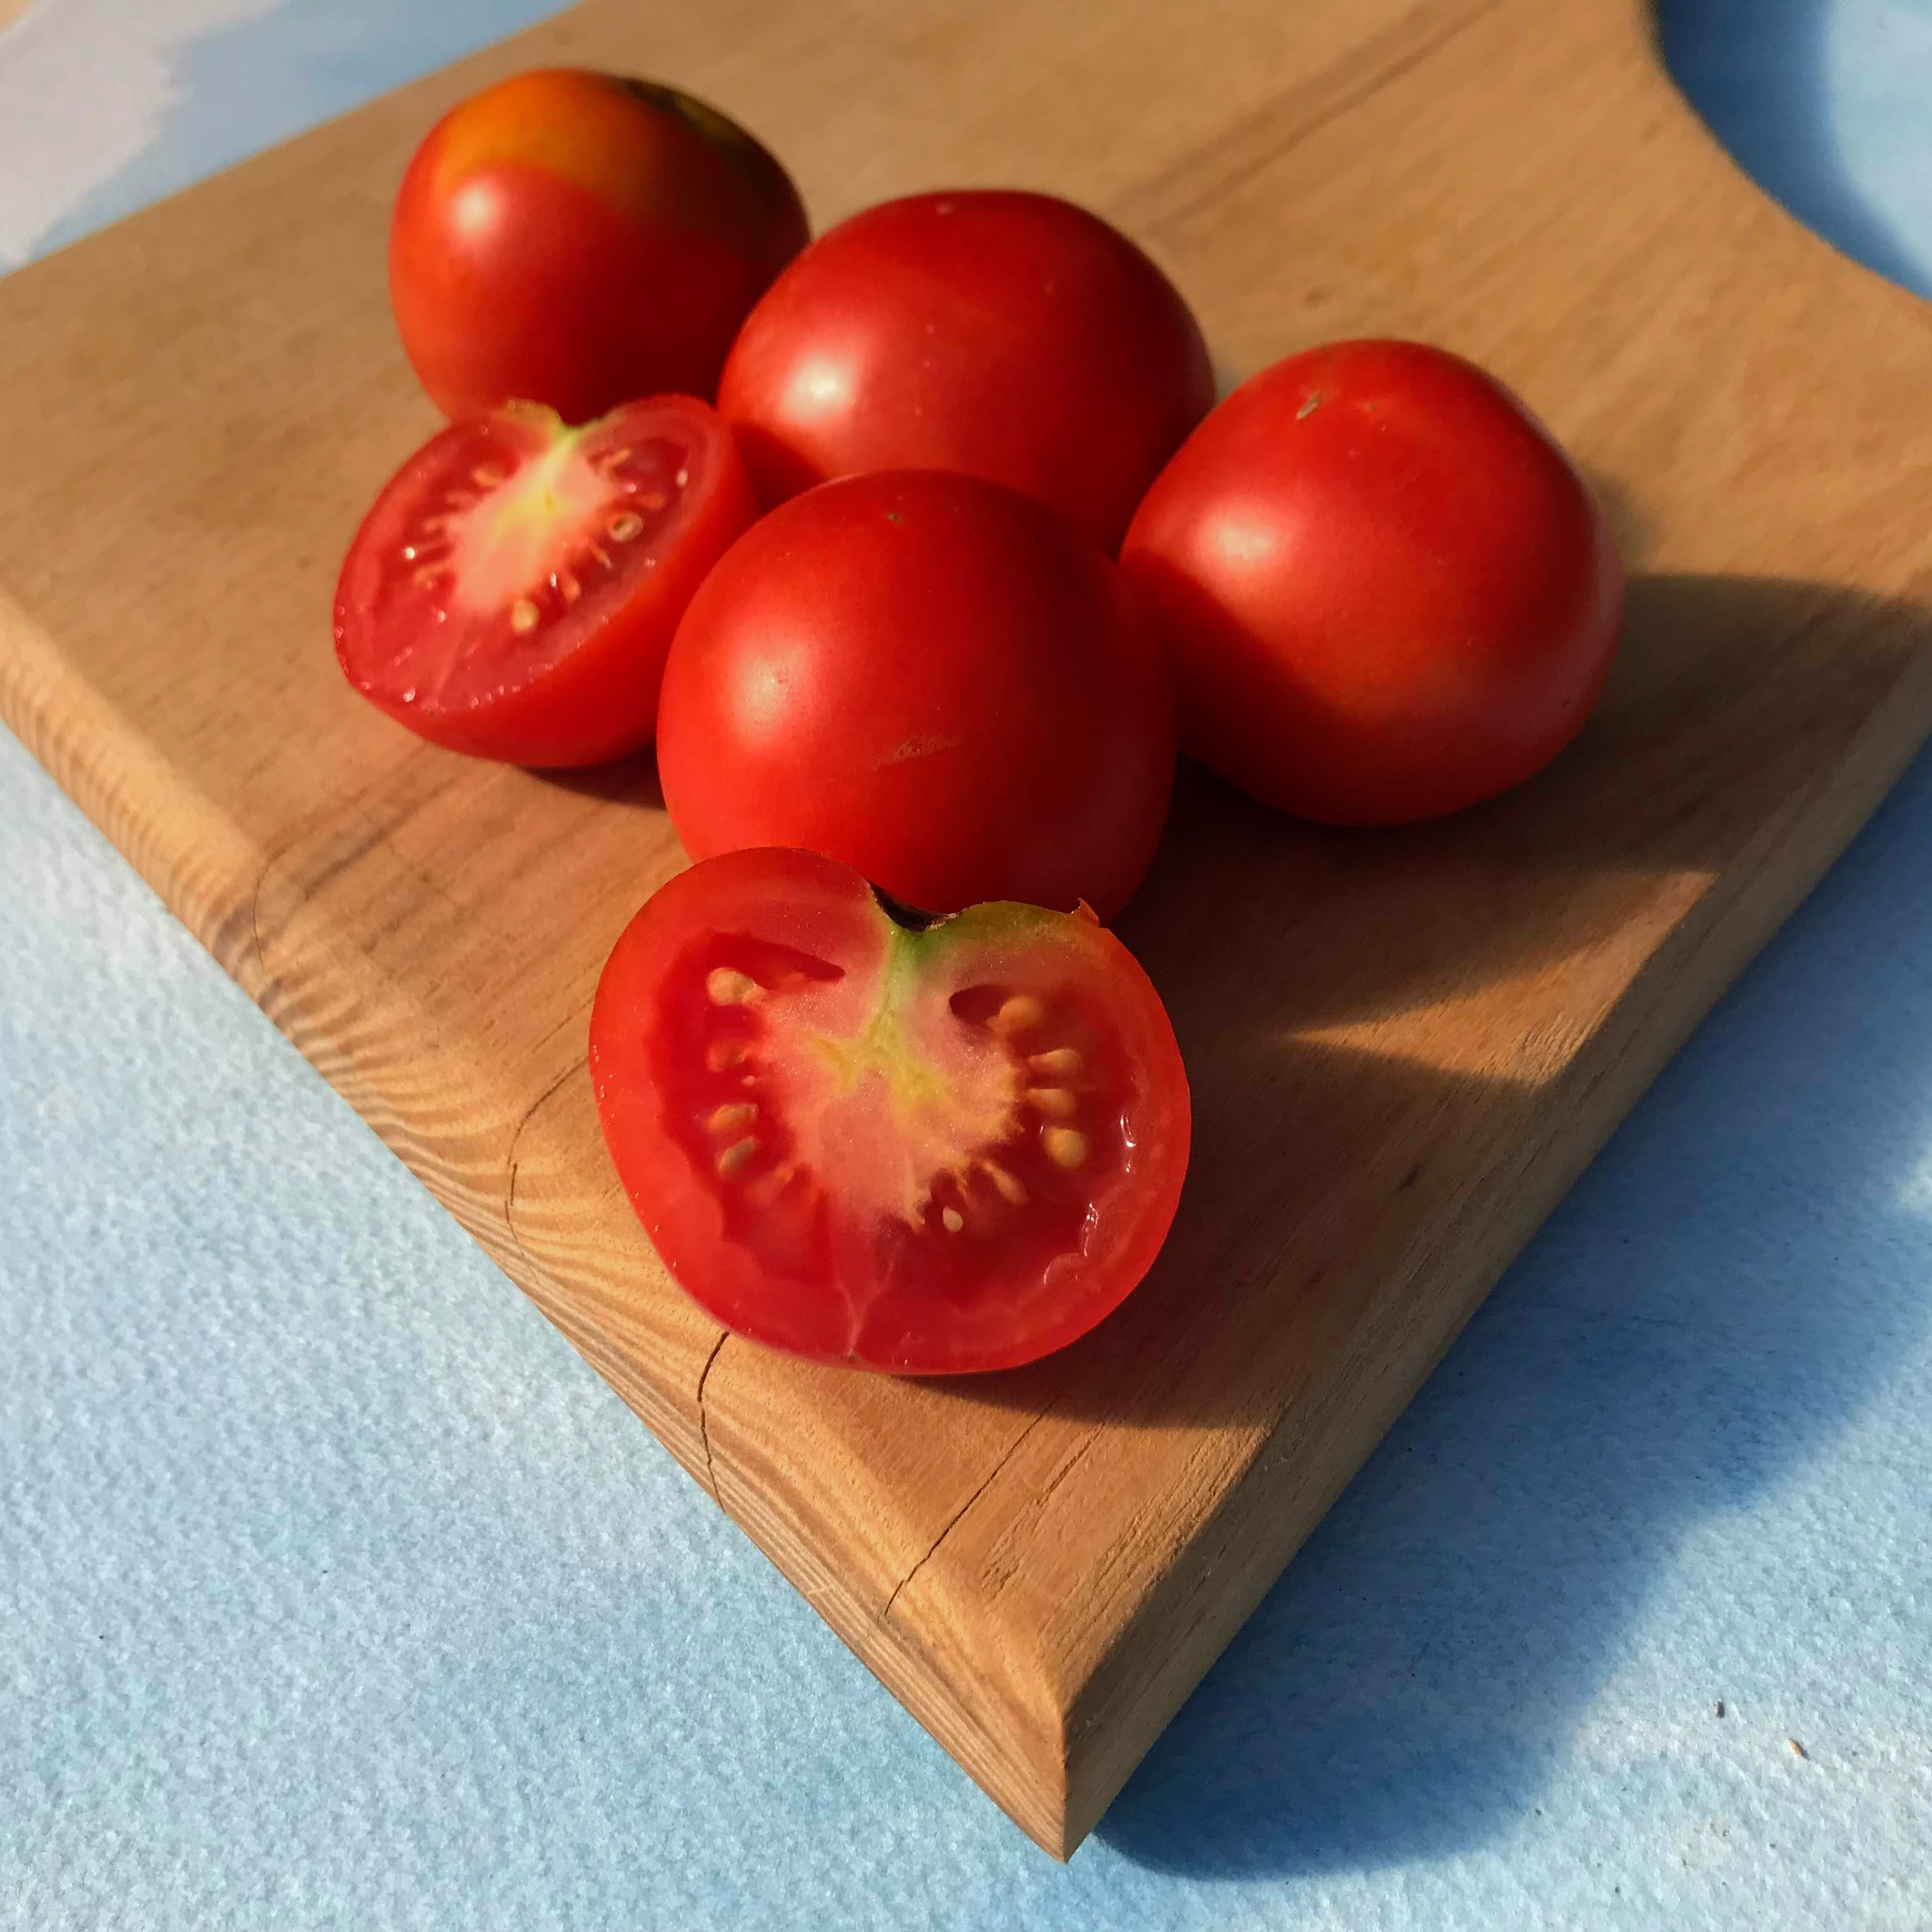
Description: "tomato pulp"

(390, 68), (809, 422)
(1121, 339), (1624, 825)
(656, 469), (1177, 920)
(590, 848), (1191, 1373)
(334, 397), (756, 765)
(717, 189), (1214, 554)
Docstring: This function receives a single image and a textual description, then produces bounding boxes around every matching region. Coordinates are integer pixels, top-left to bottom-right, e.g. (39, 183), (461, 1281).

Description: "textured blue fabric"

(4, 4), (1931, 1925)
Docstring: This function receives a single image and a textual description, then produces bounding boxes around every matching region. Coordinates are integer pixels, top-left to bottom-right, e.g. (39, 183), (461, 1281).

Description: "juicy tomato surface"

(656, 469), (1177, 921)
(590, 848), (1190, 1373)
(334, 396), (756, 765)
(716, 189), (1214, 554)
(1120, 340), (1625, 825)
(391, 68), (809, 422)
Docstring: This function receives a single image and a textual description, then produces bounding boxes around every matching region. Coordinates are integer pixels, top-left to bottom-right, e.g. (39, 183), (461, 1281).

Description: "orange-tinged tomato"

(390, 69), (808, 423)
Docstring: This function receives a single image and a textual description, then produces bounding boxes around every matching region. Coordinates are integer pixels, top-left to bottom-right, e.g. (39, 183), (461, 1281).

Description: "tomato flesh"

(590, 848), (1190, 1374)
(334, 397), (755, 765)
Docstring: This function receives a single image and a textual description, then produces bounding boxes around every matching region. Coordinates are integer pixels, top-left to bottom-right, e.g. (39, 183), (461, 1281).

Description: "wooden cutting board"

(5, 0), (1932, 1859)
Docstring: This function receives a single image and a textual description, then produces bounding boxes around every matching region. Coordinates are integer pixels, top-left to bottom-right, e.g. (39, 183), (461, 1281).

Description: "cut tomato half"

(333, 395), (755, 765)
(589, 848), (1191, 1374)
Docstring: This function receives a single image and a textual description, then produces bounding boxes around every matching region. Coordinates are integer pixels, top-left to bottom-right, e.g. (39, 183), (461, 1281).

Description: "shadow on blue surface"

(1102, 652), (1932, 1874)
(1655, 0), (1928, 298)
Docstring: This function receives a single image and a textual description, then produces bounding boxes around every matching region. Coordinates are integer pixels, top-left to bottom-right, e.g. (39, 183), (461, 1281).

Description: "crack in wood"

(694, 1331), (729, 1506)
(881, 1407), (1052, 1625)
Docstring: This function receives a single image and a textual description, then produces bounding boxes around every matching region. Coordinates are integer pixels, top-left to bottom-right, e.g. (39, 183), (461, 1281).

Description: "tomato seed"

(509, 598), (540, 634)
(990, 995), (1044, 1036)
(609, 511), (644, 542)
(716, 1137), (758, 1176)
(980, 1160), (1029, 1207)
(1029, 1048), (1083, 1077)
(1025, 1086), (1078, 1119)
(471, 464), (507, 488)
(942, 1208), (965, 1233)
(707, 968), (759, 1005)
(707, 1101), (756, 1133)
(1043, 1127), (1089, 1169)
(674, 468), (689, 487)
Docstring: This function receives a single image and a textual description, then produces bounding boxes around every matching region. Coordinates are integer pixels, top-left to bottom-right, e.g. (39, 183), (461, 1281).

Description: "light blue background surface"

(4, 4), (1932, 1925)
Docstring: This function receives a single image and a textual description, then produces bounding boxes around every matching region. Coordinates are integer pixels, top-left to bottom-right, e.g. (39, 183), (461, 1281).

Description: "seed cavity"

(990, 995), (1044, 1036)
(509, 597), (540, 634)
(979, 1160), (1029, 1207)
(942, 1208), (964, 1233)
(707, 1101), (756, 1133)
(1043, 1126), (1089, 1169)
(1029, 1048), (1083, 1077)
(707, 967), (759, 1005)
(716, 1137), (758, 1176)
(1026, 1086), (1078, 1119)
(608, 511), (643, 542)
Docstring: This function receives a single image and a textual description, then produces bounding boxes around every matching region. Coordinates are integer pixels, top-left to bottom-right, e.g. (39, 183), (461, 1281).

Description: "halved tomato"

(333, 395), (755, 765)
(589, 848), (1191, 1374)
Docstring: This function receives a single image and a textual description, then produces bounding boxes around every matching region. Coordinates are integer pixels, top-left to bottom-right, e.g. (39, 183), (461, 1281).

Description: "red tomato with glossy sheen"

(589, 848), (1190, 1372)
(716, 190), (1214, 554)
(657, 470), (1177, 920)
(334, 396), (756, 765)
(390, 69), (809, 422)
(1120, 340), (1625, 825)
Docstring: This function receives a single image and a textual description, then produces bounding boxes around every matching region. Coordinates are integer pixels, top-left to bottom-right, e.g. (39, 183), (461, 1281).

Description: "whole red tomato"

(590, 847), (1191, 1373)
(390, 69), (808, 423)
(656, 470), (1176, 920)
(1120, 340), (1624, 825)
(716, 189), (1214, 554)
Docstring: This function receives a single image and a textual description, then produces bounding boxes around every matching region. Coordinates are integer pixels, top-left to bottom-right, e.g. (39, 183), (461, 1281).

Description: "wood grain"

(4, 0), (1932, 1859)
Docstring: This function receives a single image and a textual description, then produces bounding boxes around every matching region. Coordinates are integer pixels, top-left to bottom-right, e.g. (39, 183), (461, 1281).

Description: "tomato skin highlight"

(656, 469), (1177, 921)
(1119, 339), (1624, 825)
(334, 396), (756, 767)
(588, 848), (1191, 1374)
(390, 69), (809, 422)
(717, 189), (1214, 554)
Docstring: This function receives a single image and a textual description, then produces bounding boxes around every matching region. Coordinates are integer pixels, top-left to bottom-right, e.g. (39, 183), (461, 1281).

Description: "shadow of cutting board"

(4, 0), (1932, 1859)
